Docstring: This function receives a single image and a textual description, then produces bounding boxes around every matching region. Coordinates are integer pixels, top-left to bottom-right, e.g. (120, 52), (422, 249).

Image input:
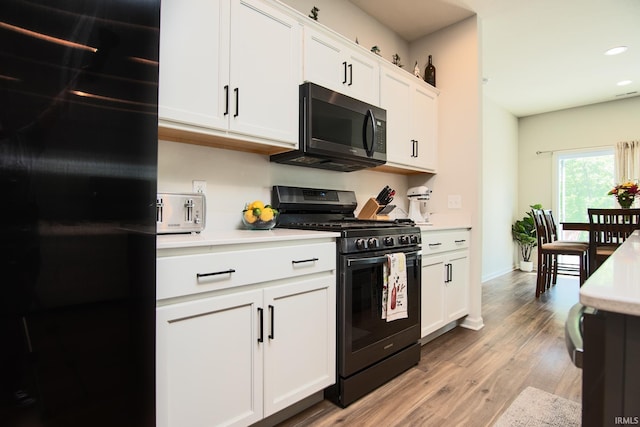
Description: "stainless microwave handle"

(365, 109), (376, 157)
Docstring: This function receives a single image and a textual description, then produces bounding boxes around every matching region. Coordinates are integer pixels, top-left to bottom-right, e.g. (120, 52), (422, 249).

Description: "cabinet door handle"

(224, 85), (229, 116)
(415, 139), (419, 157)
(292, 257), (319, 264)
(268, 305), (275, 340)
(342, 61), (348, 84)
(410, 139), (416, 157)
(257, 307), (264, 343)
(348, 63), (353, 86)
(233, 87), (239, 117)
(444, 263), (452, 283)
(196, 269), (235, 278)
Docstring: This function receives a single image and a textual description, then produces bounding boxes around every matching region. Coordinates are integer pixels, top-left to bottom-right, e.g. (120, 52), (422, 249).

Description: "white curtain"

(615, 140), (640, 184)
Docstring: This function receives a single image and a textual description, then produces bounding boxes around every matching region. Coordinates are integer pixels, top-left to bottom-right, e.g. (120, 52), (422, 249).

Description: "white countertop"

(157, 228), (340, 249)
(580, 230), (640, 316)
(418, 224), (472, 231)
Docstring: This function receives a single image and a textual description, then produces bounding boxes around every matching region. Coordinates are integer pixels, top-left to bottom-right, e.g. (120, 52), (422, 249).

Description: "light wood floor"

(277, 270), (583, 427)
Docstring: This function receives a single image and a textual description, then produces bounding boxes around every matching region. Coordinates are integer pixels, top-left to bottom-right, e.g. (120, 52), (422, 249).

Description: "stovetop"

(278, 217), (414, 230)
(272, 185), (421, 253)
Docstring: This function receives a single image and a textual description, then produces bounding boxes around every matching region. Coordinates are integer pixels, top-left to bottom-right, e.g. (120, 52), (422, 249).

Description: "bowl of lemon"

(242, 200), (278, 230)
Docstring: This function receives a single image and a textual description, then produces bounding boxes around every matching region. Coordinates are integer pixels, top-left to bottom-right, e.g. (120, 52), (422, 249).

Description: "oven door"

(339, 248), (421, 377)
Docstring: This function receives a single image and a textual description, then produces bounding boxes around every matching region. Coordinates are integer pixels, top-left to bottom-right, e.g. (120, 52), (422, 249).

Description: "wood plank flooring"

(277, 270), (582, 427)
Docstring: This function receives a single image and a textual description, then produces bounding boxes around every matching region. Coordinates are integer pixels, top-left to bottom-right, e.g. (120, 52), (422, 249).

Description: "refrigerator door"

(1, 1), (159, 425)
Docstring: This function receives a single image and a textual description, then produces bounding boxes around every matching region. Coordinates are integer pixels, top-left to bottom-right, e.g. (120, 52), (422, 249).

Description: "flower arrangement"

(608, 180), (639, 208)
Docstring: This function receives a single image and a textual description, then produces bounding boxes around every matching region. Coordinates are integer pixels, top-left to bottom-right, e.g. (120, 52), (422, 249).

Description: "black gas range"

(273, 185), (421, 253)
(272, 186), (422, 407)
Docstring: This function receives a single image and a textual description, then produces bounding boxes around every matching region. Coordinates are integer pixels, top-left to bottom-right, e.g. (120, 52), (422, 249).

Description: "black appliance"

(270, 82), (387, 172)
(273, 186), (421, 407)
(1, 2), (158, 426)
(566, 303), (640, 426)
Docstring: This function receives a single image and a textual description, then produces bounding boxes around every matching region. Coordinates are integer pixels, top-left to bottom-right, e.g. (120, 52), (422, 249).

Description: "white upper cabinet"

(303, 26), (379, 106)
(380, 62), (439, 173)
(228, 0), (301, 143)
(159, 0), (229, 131)
(159, 0), (301, 148)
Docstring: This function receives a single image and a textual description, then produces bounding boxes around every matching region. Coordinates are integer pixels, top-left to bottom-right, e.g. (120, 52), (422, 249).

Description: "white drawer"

(421, 229), (469, 255)
(157, 242), (335, 300)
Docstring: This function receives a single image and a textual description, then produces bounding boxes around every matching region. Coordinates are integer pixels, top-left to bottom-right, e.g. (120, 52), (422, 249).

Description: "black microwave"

(271, 82), (386, 172)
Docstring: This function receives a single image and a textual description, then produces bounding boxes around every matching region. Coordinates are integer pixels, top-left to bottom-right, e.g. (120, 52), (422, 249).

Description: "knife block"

(357, 198), (389, 220)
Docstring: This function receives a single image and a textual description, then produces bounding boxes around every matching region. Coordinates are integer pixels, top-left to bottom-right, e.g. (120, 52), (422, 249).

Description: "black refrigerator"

(1, 1), (159, 426)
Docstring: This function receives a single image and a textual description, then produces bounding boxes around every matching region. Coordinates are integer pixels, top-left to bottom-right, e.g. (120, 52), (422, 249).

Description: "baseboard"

(253, 391), (324, 427)
(460, 315), (485, 330)
(482, 266), (517, 282)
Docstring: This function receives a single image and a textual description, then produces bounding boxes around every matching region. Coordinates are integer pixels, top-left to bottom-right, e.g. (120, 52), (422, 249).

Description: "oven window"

(348, 255), (418, 352)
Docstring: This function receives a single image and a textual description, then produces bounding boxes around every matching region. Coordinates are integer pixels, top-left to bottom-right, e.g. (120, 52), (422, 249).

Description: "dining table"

(560, 222), (590, 231)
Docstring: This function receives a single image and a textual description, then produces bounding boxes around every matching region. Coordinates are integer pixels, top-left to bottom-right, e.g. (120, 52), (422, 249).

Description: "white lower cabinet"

(157, 289), (264, 427)
(263, 278), (335, 416)
(420, 229), (470, 338)
(156, 239), (336, 427)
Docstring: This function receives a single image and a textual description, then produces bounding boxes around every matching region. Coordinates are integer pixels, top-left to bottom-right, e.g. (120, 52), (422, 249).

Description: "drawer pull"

(292, 258), (319, 264)
(455, 239), (466, 244)
(428, 243), (442, 247)
(196, 269), (236, 278)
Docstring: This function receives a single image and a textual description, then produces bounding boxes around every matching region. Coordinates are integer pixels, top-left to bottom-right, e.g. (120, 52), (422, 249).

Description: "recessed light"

(605, 46), (628, 55)
(617, 80), (632, 86)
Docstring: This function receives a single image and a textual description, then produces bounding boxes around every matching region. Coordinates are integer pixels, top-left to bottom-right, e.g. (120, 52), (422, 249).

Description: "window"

(553, 148), (615, 239)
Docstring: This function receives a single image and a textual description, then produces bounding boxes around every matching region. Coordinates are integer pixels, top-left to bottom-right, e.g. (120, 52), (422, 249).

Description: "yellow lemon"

(249, 200), (265, 210)
(243, 209), (257, 223)
(259, 207), (274, 222)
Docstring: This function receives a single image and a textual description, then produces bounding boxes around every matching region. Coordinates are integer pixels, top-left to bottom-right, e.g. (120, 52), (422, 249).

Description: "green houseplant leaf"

(511, 204), (541, 262)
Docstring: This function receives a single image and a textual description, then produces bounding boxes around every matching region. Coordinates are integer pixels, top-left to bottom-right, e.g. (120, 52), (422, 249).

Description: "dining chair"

(587, 208), (640, 275)
(532, 209), (589, 297)
(543, 209), (590, 286)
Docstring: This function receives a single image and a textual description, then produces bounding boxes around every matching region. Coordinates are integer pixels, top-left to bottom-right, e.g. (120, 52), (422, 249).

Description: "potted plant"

(512, 204), (541, 272)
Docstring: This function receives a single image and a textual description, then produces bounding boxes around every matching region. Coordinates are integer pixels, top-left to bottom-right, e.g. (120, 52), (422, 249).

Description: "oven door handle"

(347, 250), (420, 267)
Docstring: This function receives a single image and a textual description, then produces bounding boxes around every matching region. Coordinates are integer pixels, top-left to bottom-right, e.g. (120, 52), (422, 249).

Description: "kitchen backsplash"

(158, 140), (412, 231)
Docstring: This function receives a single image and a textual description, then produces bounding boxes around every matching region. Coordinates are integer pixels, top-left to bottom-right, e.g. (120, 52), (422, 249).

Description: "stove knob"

(399, 235), (410, 244)
(368, 238), (380, 248)
(355, 239), (367, 250)
(410, 235), (419, 244)
(383, 236), (394, 246)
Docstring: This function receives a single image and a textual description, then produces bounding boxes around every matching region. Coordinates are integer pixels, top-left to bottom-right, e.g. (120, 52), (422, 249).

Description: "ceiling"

(349, 0), (640, 117)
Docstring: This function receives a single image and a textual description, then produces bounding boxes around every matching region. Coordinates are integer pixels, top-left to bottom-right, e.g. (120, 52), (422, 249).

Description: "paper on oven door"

(381, 252), (408, 322)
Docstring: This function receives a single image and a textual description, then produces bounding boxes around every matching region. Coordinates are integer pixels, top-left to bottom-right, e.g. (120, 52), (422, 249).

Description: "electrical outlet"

(448, 195), (462, 209)
(192, 180), (206, 194)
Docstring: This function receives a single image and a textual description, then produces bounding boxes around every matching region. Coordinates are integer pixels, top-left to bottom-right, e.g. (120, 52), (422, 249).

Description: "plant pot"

(520, 261), (534, 272)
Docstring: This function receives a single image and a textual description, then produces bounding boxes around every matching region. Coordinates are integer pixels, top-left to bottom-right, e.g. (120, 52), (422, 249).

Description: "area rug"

(493, 386), (581, 427)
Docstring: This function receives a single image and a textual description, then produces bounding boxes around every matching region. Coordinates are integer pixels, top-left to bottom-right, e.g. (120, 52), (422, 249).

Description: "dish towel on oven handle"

(382, 252), (408, 322)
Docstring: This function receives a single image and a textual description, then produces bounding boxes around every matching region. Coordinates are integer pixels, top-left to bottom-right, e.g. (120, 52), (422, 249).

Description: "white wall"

(518, 96), (640, 214)
(482, 98), (519, 280)
(158, 140), (409, 230)
(280, 0), (409, 65)
(407, 17), (484, 330)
